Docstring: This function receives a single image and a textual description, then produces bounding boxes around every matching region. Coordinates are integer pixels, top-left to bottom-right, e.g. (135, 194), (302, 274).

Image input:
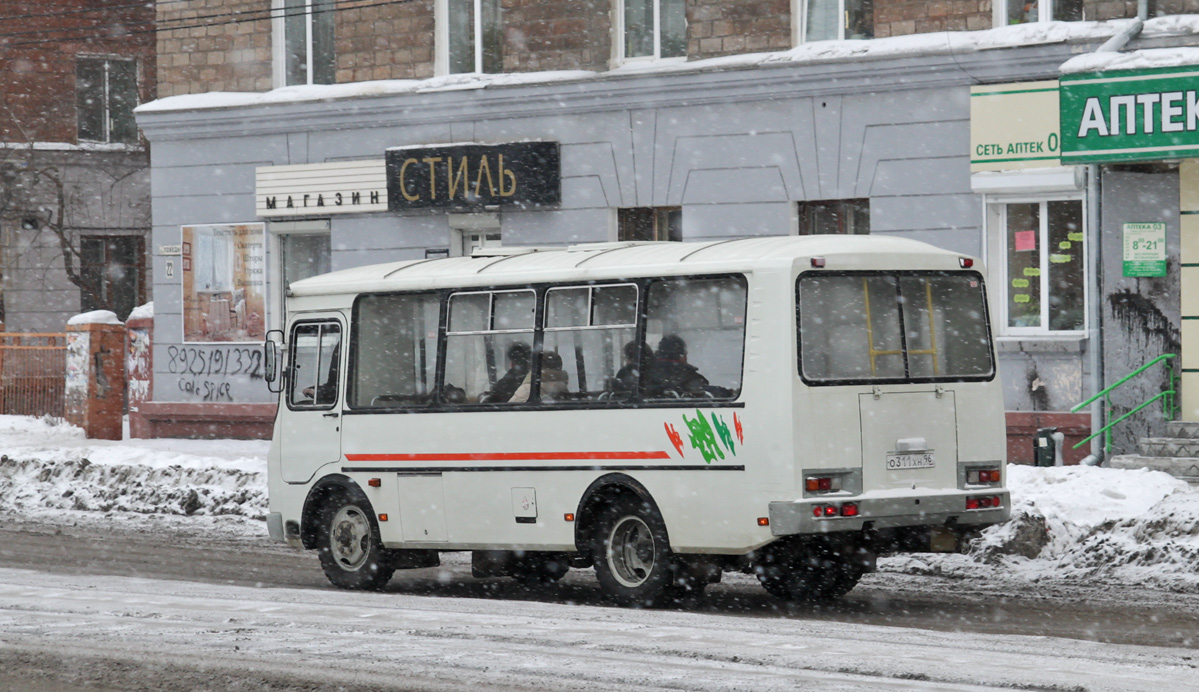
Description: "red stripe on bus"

(344, 451), (673, 462)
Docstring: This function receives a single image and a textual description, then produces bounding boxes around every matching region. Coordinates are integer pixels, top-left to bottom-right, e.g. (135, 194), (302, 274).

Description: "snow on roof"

(135, 19), (1188, 116)
(287, 236), (963, 296)
(1061, 46), (1199, 74)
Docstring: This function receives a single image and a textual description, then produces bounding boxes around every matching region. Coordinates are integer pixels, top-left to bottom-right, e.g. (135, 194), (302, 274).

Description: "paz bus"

(264, 236), (1009, 606)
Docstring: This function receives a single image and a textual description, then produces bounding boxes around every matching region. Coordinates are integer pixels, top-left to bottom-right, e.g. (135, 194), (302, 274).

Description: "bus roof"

(289, 235), (970, 297)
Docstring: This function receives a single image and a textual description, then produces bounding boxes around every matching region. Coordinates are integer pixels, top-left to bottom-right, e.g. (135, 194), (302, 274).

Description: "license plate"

(886, 452), (935, 470)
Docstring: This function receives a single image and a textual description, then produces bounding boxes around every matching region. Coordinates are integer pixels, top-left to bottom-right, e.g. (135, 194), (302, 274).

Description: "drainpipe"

(1079, 3), (1148, 466)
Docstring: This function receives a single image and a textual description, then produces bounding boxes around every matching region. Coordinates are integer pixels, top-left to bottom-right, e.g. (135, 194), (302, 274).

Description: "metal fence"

(0, 333), (67, 420)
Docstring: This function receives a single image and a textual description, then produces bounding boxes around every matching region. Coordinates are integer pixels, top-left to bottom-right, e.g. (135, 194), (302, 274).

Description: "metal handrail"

(1070, 353), (1178, 453)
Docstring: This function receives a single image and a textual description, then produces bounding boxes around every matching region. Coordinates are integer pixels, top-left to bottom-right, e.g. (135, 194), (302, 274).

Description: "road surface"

(1, 516), (1196, 691)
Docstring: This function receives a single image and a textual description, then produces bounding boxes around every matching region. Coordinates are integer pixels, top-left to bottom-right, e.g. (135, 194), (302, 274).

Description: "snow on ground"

(0, 414), (1196, 591)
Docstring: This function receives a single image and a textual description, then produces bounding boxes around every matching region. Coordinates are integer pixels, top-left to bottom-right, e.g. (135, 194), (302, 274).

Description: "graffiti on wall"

(181, 223), (267, 343)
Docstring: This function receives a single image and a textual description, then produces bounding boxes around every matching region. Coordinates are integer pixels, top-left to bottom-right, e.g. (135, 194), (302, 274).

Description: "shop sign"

(256, 160), (387, 218)
(970, 81), (1061, 172)
(386, 142), (560, 210)
(1061, 66), (1199, 164)
(1122, 222), (1167, 277)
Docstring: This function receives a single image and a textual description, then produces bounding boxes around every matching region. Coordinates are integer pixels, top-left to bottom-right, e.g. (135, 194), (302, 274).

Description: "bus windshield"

(798, 271), (994, 384)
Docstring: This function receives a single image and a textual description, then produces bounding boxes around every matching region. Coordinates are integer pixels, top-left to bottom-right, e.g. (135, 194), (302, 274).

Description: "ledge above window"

(972, 167), (1085, 195)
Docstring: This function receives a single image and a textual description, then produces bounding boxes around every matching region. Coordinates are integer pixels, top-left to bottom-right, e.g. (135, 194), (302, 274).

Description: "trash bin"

(1034, 427), (1058, 467)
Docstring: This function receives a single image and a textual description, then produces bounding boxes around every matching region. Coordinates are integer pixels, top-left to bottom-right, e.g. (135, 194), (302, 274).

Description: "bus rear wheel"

(755, 543), (863, 603)
(316, 490), (395, 590)
(592, 497), (673, 607)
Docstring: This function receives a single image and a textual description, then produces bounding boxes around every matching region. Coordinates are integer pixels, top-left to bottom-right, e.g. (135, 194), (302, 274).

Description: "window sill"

(995, 335), (1087, 354)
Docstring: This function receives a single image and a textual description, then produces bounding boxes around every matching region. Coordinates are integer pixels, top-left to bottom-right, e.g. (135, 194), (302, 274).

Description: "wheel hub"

(608, 516), (655, 588)
(330, 505), (370, 571)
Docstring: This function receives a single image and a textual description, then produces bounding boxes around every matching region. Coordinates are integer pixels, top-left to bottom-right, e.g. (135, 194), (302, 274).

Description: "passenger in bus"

(489, 341), (532, 402)
(646, 334), (709, 396)
(509, 351), (569, 403)
(613, 340), (653, 393)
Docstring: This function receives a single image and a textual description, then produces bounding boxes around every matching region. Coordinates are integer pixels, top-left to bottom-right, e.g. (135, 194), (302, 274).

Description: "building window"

(801, 0), (873, 42)
(999, 0), (1082, 25)
(442, 0), (503, 74)
(279, 0), (335, 85)
(618, 207), (682, 241)
(798, 199), (869, 235)
(76, 57), (137, 144)
(620, 0), (686, 61)
(81, 236), (144, 320)
(995, 200), (1085, 333)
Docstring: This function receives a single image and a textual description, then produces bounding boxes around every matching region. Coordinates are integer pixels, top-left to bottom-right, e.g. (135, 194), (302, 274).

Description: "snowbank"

(0, 414), (1196, 591)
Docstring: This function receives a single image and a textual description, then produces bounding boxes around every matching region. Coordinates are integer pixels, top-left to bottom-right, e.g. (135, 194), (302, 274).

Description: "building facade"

(0, 0), (156, 331)
(136, 1), (1199, 454)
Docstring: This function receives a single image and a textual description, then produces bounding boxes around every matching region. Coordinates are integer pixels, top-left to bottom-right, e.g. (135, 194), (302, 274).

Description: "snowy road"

(1, 519), (1198, 691)
(1, 564), (1196, 692)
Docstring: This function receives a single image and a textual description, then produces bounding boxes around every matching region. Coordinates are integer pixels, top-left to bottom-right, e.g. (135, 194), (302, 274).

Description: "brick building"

(0, 0), (156, 330)
(136, 1), (1199, 454)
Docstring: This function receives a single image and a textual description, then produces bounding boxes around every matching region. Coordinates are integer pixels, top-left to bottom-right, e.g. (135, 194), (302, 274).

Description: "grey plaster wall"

(1099, 169), (1182, 454)
(138, 56), (1008, 406)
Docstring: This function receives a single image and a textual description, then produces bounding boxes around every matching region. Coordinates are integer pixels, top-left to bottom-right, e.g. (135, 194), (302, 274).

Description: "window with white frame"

(619, 0), (686, 61)
(276, 0), (335, 86)
(990, 199), (1086, 334)
(76, 57), (138, 144)
(997, 0), (1082, 25)
(440, 0), (503, 74)
(800, 0), (873, 42)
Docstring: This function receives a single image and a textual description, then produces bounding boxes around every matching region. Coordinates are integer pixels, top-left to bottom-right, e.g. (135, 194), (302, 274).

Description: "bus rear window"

(798, 272), (993, 384)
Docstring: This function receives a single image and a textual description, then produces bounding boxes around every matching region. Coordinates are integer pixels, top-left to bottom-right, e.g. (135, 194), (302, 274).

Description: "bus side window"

(350, 293), (440, 408)
(543, 284), (638, 402)
(288, 322), (341, 409)
(642, 276), (746, 400)
(445, 289), (535, 404)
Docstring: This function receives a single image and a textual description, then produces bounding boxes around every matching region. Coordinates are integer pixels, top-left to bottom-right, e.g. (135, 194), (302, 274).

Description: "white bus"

(264, 236), (1009, 606)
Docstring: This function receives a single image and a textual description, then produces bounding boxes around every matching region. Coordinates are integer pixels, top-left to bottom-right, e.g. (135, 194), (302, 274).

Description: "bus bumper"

(767, 490), (1011, 537)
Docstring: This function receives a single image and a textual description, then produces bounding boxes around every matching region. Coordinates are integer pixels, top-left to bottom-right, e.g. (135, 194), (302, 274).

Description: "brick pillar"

(65, 320), (127, 440)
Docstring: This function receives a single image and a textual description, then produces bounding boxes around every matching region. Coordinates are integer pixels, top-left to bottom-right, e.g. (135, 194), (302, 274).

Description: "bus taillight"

(812, 503), (857, 518)
(805, 476), (841, 493)
(966, 468), (1001, 485)
(966, 495), (1002, 510)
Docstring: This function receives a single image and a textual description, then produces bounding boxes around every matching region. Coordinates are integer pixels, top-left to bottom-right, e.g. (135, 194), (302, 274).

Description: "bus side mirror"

(264, 329), (284, 393)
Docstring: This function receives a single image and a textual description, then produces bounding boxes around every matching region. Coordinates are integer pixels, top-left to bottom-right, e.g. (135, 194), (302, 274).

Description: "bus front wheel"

(592, 497), (673, 607)
(316, 490), (395, 590)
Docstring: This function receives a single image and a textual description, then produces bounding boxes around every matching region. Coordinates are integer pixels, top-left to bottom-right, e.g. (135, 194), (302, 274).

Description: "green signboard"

(1122, 222), (1167, 277)
(1060, 66), (1199, 165)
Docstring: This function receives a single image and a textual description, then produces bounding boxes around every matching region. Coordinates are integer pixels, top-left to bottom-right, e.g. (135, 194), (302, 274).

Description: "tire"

(754, 542), (862, 603)
(592, 496), (674, 607)
(316, 489), (395, 590)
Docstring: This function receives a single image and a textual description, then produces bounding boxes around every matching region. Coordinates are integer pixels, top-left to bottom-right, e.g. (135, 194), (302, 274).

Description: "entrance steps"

(1107, 421), (1199, 484)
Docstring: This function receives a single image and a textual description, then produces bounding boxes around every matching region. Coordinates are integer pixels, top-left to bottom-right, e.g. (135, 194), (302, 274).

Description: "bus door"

(281, 318), (344, 483)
